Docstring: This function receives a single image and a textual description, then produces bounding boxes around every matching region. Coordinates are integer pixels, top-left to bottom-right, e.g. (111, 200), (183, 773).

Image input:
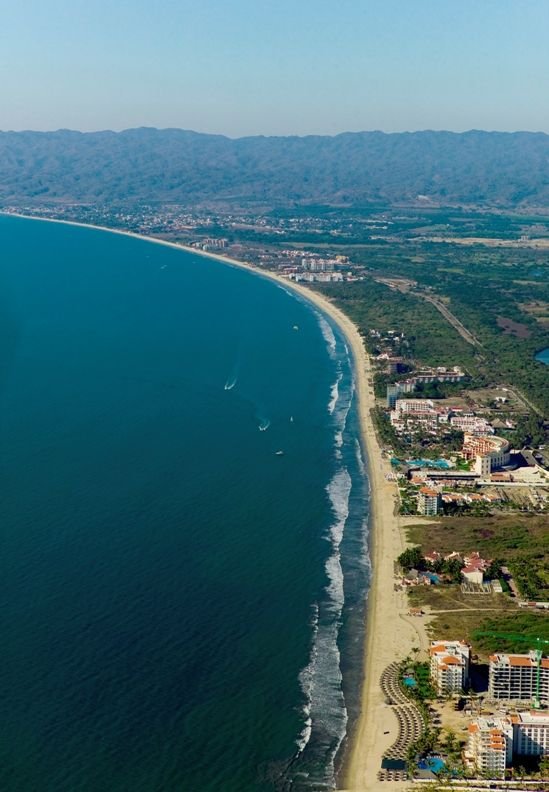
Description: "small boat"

(292, 325), (299, 331)
(275, 450), (284, 456)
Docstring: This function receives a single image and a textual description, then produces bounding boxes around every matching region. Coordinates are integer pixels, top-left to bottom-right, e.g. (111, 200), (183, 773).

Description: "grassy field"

(407, 586), (549, 657)
(404, 514), (548, 556)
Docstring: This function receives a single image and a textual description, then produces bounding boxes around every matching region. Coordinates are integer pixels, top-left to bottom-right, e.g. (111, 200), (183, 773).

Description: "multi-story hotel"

(393, 398), (435, 415)
(510, 711), (549, 757)
(465, 711), (549, 777)
(462, 433), (511, 476)
(429, 640), (470, 694)
(449, 414), (494, 434)
(489, 651), (549, 706)
(465, 716), (513, 778)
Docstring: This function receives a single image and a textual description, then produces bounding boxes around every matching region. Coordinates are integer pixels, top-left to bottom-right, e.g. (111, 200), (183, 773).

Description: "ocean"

(0, 215), (370, 791)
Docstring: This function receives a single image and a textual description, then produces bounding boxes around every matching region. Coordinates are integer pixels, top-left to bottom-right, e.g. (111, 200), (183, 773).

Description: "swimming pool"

(418, 756), (446, 773)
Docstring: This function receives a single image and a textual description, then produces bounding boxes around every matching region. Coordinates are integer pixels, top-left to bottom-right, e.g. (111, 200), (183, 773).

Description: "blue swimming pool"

(420, 572), (441, 584)
(418, 756), (446, 773)
(407, 458), (452, 469)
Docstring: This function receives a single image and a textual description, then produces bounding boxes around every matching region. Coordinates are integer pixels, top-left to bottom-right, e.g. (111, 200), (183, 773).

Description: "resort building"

(462, 433), (511, 476)
(465, 717), (513, 778)
(385, 367), (464, 407)
(429, 640), (470, 694)
(488, 652), (549, 706)
(394, 398), (435, 415)
(417, 487), (441, 515)
(449, 414), (494, 434)
(465, 712), (549, 777)
(510, 711), (549, 757)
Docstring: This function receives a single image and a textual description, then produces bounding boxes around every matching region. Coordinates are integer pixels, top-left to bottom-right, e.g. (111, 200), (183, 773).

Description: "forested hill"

(1, 128), (548, 208)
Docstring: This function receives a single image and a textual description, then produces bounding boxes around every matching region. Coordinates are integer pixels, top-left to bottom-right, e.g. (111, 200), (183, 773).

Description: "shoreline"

(1, 211), (418, 790)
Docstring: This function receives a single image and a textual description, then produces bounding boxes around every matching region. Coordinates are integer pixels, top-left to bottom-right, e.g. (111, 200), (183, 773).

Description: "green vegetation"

(397, 546), (424, 571)
(397, 546), (468, 584)
(408, 595), (545, 657)
(2, 129), (549, 207)
(318, 225), (549, 420)
(472, 614), (549, 653)
(319, 279), (479, 373)
(401, 660), (436, 703)
(505, 414), (547, 448)
(509, 559), (548, 600)
(405, 514), (548, 556)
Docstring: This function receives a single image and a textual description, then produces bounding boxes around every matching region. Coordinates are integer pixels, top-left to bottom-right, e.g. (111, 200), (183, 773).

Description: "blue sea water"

(0, 215), (370, 791)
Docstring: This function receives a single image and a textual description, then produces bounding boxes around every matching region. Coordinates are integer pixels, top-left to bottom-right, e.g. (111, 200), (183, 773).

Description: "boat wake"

(258, 418), (271, 432)
(224, 377), (237, 391)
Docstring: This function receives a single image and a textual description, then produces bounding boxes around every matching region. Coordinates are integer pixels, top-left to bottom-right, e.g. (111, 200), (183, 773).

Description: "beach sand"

(2, 214), (427, 790)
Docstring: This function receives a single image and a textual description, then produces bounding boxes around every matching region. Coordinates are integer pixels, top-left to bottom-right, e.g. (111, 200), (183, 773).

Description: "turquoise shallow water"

(0, 216), (370, 791)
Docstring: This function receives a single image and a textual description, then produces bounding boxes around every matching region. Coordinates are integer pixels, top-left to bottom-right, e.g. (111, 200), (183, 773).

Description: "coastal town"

(4, 7), (549, 792)
(2, 203), (547, 790)
(344, 312), (548, 788)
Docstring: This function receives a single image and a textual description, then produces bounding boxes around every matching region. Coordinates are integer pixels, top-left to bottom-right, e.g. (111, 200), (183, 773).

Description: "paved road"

(421, 294), (481, 347)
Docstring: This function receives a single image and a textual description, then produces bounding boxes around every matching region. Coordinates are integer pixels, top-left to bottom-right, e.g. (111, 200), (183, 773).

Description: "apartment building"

(465, 717), (513, 778)
(429, 640), (470, 694)
(465, 711), (549, 777)
(489, 651), (549, 706)
(417, 487), (441, 515)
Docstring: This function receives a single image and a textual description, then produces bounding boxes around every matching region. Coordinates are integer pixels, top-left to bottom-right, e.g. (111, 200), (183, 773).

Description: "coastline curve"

(0, 210), (402, 790)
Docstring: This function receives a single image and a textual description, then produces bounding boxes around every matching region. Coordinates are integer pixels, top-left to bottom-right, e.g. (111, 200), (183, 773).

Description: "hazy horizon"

(2, 0), (549, 136)
(2, 126), (549, 138)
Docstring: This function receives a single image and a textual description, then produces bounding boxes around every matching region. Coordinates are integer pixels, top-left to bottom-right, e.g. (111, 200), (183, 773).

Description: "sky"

(1, 0), (548, 136)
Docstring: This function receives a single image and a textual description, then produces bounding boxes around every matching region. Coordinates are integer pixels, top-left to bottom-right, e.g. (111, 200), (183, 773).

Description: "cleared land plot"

(462, 386), (530, 415)
(404, 514), (548, 557)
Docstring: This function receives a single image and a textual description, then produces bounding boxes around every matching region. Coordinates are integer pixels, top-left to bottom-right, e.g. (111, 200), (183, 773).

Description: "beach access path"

(3, 215), (426, 791)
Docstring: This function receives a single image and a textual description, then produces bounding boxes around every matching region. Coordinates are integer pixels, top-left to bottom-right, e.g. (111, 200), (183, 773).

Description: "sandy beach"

(2, 213), (425, 790)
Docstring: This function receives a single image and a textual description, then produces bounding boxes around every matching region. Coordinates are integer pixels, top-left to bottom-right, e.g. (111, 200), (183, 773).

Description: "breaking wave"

(328, 369), (343, 415)
(316, 313), (337, 358)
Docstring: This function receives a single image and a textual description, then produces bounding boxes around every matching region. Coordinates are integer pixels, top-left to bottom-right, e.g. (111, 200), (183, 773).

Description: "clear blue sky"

(2, 0), (548, 135)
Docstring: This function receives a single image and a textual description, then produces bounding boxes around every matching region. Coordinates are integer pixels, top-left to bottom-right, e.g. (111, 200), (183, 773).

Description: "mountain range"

(1, 127), (548, 208)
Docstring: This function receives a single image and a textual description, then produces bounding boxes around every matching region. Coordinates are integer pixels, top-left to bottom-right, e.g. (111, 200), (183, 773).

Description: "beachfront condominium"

(465, 712), (549, 777)
(465, 716), (513, 779)
(429, 640), (470, 694)
(417, 486), (440, 515)
(489, 652), (549, 706)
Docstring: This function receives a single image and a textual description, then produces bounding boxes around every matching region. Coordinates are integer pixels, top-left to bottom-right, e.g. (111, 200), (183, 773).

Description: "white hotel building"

(465, 711), (549, 777)
(429, 640), (470, 694)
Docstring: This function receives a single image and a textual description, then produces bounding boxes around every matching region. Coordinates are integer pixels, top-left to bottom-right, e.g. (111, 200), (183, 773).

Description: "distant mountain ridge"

(1, 127), (548, 208)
